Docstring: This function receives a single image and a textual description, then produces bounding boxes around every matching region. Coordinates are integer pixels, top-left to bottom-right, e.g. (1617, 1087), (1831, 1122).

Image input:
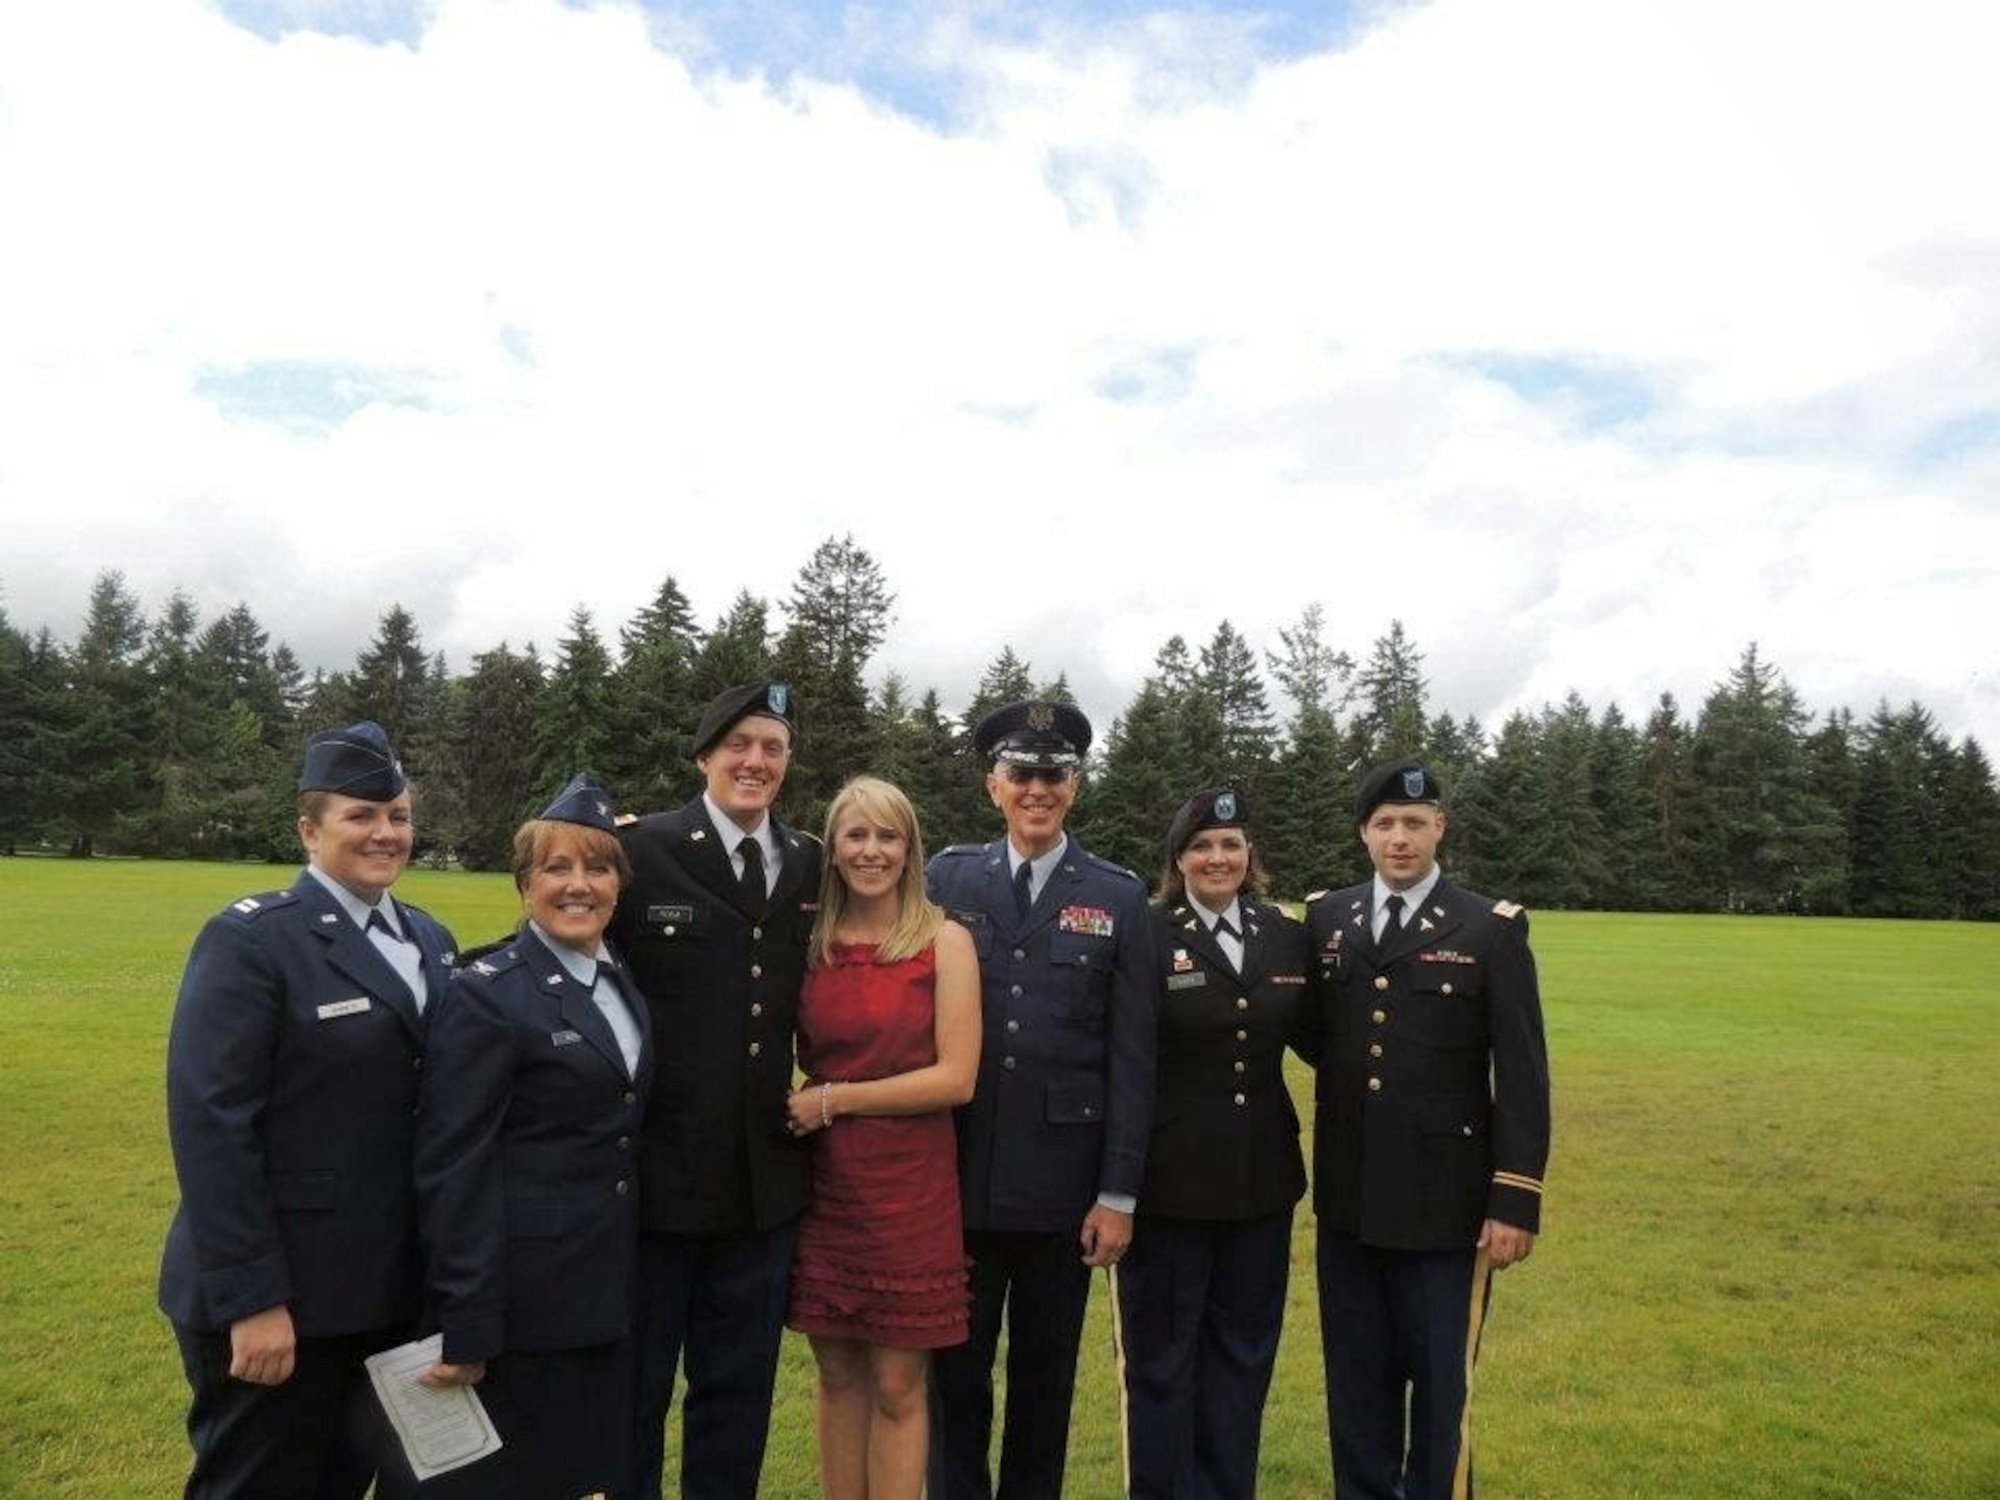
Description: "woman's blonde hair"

(811, 776), (946, 967)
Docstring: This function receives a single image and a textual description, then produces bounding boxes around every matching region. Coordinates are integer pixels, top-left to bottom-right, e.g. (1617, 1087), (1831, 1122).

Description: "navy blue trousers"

(1114, 1210), (1294, 1499)
(631, 1222), (797, 1500)
(929, 1229), (1095, 1500)
(173, 1322), (404, 1500)
(1315, 1229), (1494, 1500)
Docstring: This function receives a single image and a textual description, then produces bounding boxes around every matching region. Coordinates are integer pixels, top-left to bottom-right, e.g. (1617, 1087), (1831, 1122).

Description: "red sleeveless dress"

(787, 942), (969, 1349)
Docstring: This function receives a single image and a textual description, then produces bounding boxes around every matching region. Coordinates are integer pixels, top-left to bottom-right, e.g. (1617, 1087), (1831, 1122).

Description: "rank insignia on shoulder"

(441, 952), (456, 967)
(1304, 889), (1328, 903)
(232, 897), (261, 914)
(1493, 900), (1524, 919)
(472, 960), (498, 976)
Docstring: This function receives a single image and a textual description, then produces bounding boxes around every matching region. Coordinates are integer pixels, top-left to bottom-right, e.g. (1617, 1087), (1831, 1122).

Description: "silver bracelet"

(820, 1081), (833, 1129)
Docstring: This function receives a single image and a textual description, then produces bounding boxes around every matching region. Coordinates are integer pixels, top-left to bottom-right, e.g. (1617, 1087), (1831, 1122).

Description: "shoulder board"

(222, 889), (300, 922)
(936, 844), (986, 859)
(1492, 899), (1524, 920)
(615, 812), (638, 828)
(1256, 899), (1301, 924)
(1081, 850), (1143, 884)
(459, 942), (528, 979)
(1303, 889), (1329, 904)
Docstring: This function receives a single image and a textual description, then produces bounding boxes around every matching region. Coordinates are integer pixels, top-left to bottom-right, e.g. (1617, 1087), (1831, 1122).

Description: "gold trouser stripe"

(1108, 1264), (1133, 1497)
(1452, 1248), (1494, 1500)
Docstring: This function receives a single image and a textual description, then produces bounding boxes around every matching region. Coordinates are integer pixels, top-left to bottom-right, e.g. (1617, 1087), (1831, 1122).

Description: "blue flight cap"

(539, 773), (619, 833)
(298, 721), (407, 800)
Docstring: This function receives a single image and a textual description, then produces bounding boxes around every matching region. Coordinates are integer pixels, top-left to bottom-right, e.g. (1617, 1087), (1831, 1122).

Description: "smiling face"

(831, 806), (910, 903)
(520, 824), (624, 954)
(1359, 802), (1447, 891)
(986, 762), (1076, 860)
(1177, 826), (1251, 911)
(698, 713), (792, 830)
(299, 792), (413, 901)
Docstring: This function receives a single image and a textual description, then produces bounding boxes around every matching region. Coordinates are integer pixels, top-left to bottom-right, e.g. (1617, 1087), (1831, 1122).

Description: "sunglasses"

(999, 764), (1075, 786)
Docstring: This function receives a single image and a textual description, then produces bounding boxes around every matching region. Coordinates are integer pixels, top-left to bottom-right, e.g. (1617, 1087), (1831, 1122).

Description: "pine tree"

(535, 608), (617, 795)
(452, 643), (548, 872)
(60, 571), (150, 855)
(608, 577), (704, 809)
(1350, 620), (1429, 766)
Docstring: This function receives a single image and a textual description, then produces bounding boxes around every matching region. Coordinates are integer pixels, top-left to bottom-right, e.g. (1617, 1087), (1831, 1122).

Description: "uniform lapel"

(1381, 880), (1462, 964)
(676, 801), (751, 913)
(392, 896), (455, 1014)
(1237, 899), (1269, 986)
(524, 933), (630, 1082)
(767, 818), (811, 912)
(299, 874), (424, 1035)
(604, 943), (653, 1090)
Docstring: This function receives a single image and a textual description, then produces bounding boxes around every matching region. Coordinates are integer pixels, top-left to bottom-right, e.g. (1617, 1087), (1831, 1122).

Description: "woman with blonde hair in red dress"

(784, 775), (981, 1500)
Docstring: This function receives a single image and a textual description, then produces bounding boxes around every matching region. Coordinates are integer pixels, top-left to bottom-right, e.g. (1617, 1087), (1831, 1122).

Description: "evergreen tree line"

(4, 541), (1996, 920)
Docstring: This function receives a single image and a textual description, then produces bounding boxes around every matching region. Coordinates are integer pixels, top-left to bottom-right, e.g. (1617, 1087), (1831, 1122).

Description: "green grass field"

(2, 858), (1996, 1498)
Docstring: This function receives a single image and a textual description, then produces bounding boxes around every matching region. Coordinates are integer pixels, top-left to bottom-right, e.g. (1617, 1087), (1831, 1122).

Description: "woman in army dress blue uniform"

(414, 775), (653, 1500)
(160, 720), (457, 1499)
(1113, 786), (1310, 1499)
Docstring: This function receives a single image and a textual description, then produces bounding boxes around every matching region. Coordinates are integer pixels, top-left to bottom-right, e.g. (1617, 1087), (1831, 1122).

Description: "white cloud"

(1, 0), (1996, 754)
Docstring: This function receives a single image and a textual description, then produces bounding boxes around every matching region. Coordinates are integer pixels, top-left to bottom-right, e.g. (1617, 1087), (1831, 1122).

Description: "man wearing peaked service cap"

(926, 699), (1160, 1500)
(608, 683), (821, 1500)
(1297, 758), (1551, 1500)
(159, 720), (457, 1498)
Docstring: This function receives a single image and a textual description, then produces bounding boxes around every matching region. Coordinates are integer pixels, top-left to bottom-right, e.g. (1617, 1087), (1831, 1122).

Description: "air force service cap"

(1354, 758), (1443, 826)
(974, 699), (1092, 769)
(1165, 786), (1251, 860)
(539, 773), (619, 833)
(299, 720), (407, 800)
(693, 682), (796, 759)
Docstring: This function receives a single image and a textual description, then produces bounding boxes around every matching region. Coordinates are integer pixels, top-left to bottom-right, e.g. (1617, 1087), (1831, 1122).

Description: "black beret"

(1354, 758), (1443, 825)
(1165, 786), (1250, 860)
(538, 773), (618, 834)
(693, 682), (796, 758)
(973, 699), (1092, 768)
(298, 720), (407, 800)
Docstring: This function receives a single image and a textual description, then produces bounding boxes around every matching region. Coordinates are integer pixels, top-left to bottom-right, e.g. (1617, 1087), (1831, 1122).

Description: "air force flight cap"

(693, 682), (796, 759)
(1166, 785), (1250, 860)
(974, 699), (1092, 769)
(1354, 758), (1443, 826)
(539, 773), (619, 833)
(299, 720), (407, 800)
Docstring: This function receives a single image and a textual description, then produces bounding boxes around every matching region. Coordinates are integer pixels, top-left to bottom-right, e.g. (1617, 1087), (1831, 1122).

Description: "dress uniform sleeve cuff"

(440, 1316), (505, 1367)
(202, 1253), (294, 1328)
(1487, 1172), (1544, 1234)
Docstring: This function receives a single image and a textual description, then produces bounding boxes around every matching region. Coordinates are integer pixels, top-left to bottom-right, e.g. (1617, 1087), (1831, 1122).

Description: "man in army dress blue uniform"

(927, 699), (1160, 1500)
(610, 683), (820, 1500)
(1301, 758), (1551, 1500)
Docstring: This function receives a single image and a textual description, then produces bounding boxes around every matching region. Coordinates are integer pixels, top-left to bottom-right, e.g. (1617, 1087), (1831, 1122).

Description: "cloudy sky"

(3, 0), (1996, 750)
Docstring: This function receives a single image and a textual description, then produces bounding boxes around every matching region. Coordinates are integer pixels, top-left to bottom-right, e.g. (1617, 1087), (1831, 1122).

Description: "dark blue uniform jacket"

(927, 837), (1159, 1234)
(415, 932), (654, 1363)
(159, 872), (456, 1336)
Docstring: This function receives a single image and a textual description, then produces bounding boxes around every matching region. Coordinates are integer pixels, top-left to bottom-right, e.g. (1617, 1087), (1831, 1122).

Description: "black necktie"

(1384, 893), (1405, 937)
(1013, 860), (1034, 918)
(1215, 917), (1240, 942)
(738, 837), (766, 909)
(366, 910), (399, 940)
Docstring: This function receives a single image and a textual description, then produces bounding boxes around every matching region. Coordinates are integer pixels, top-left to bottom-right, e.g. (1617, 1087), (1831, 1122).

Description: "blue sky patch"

(194, 361), (436, 433)
(216, 0), (427, 48)
(1451, 352), (1660, 431)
